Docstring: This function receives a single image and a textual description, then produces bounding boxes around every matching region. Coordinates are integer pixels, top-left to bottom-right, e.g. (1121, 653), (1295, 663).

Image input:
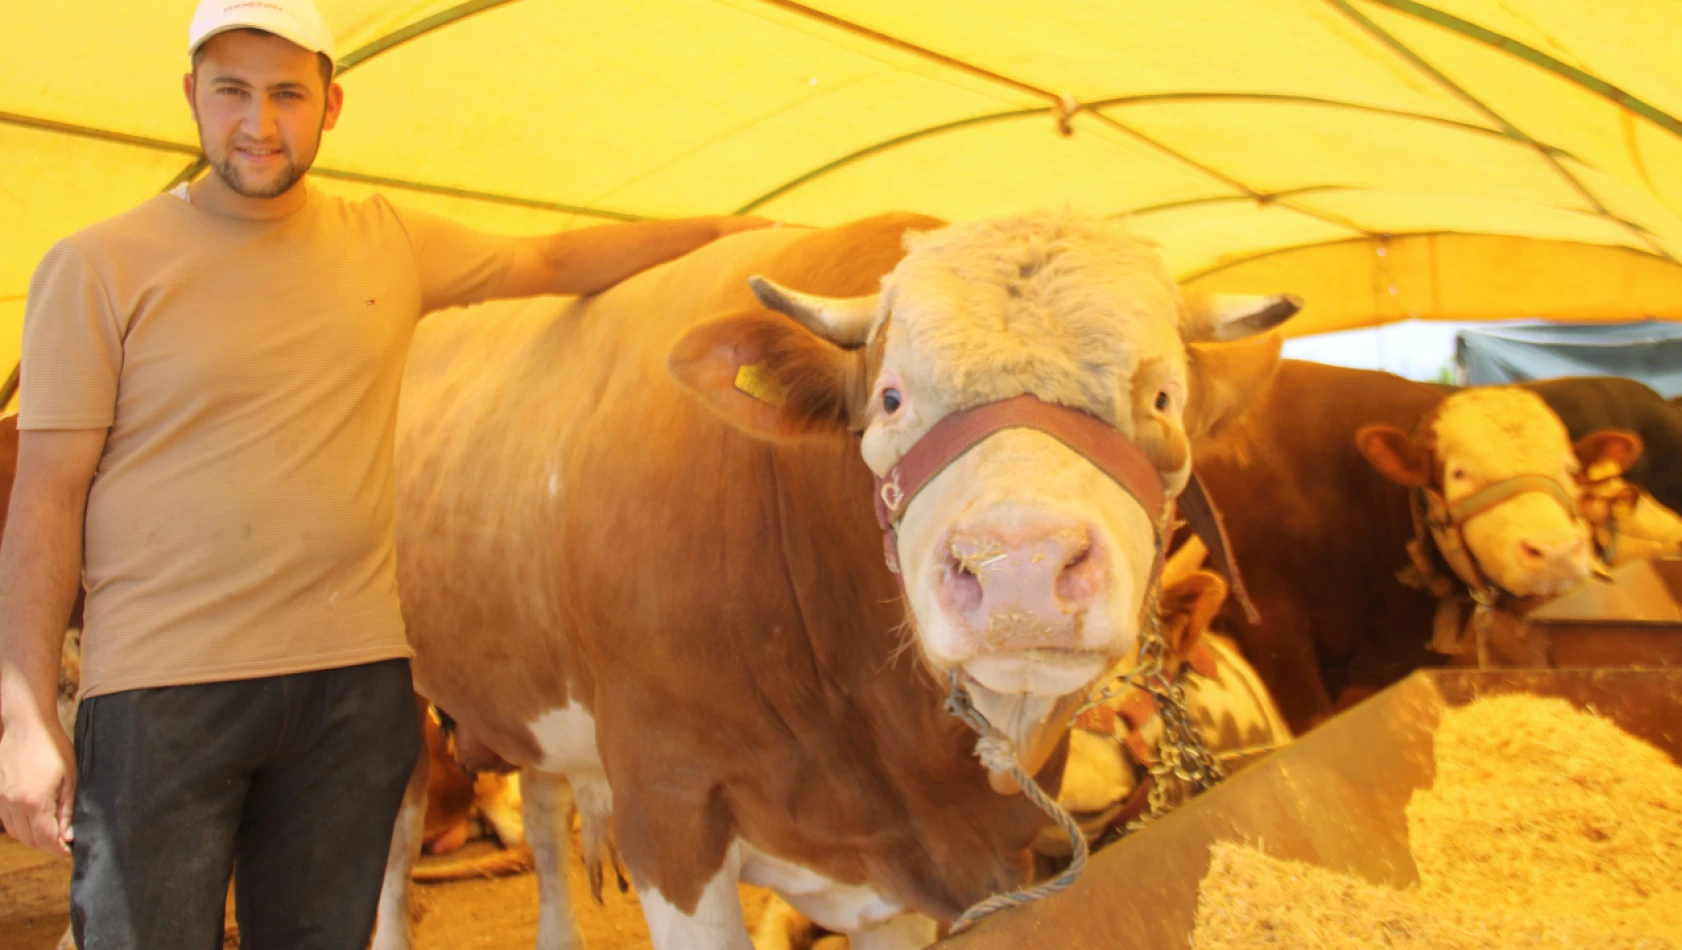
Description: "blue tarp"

(1455, 321), (1682, 398)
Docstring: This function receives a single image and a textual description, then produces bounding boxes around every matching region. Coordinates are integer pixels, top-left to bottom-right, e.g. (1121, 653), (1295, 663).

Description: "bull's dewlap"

(1191, 694), (1682, 948)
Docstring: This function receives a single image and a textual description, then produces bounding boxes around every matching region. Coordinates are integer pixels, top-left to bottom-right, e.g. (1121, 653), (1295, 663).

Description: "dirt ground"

(404, 837), (787, 949)
(0, 832), (791, 950)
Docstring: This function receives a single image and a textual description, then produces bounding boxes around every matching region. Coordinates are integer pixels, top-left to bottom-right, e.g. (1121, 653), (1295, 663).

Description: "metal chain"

(1126, 629), (1227, 831)
(939, 517), (1233, 930)
(1071, 535), (1230, 832)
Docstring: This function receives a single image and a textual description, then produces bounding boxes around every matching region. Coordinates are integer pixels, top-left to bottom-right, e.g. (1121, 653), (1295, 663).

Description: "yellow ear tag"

(734, 362), (788, 408)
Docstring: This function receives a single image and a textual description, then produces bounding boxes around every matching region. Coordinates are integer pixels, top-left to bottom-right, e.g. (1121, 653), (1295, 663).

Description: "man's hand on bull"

(486, 214), (785, 301)
(0, 702), (76, 858)
(708, 214), (783, 237)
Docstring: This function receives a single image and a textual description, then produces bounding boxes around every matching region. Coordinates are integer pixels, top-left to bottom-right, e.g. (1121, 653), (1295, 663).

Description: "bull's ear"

(1184, 332), (1283, 449)
(667, 312), (864, 441)
(1157, 570), (1227, 661)
(1356, 424), (1431, 488)
(1182, 292), (1301, 343)
(1574, 429), (1644, 476)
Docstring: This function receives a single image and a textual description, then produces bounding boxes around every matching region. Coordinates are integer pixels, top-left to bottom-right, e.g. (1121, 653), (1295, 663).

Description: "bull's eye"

(882, 389), (902, 414)
(1154, 390), (1171, 412)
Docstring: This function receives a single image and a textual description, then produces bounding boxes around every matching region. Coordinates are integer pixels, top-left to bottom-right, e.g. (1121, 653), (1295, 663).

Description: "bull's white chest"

(527, 700), (604, 772)
(523, 703), (931, 948)
(738, 841), (907, 933)
(639, 839), (931, 950)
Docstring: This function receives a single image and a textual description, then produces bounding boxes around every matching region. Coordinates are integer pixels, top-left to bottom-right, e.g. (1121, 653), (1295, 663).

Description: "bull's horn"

(748, 275), (879, 348)
(1184, 293), (1301, 343)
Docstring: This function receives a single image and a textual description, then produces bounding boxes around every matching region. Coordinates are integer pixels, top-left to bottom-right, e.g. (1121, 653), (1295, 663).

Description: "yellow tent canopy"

(6, 0), (1682, 392)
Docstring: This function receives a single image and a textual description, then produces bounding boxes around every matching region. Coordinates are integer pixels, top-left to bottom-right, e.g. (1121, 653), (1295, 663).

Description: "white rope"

(939, 514), (1177, 933)
(943, 671), (1090, 935)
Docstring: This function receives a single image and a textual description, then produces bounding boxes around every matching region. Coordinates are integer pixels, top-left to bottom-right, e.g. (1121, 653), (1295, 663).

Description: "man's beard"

(211, 145), (308, 199)
(200, 107), (325, 200)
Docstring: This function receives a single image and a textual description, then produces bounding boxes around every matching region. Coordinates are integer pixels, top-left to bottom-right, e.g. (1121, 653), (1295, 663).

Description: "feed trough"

(933, 667), (1682, 949)
(1463, 556), (1682, 669)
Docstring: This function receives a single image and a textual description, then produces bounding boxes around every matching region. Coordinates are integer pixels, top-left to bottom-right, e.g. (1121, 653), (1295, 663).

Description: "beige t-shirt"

(20, 185), (517, 698)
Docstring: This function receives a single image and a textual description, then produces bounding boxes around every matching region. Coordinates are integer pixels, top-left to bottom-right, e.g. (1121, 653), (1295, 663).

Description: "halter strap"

(873, 394), (1167, 533)
(870, 394), (1258, 622)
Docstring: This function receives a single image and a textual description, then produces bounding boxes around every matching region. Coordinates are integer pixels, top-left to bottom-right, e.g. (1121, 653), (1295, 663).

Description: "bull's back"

(392, 214), (1052, 914)
(390, 214), (942, 756)
(393, 226), (816, 754)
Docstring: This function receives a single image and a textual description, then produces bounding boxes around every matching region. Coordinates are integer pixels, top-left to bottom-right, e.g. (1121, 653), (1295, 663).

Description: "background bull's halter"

(1403, 473), (1583, 659)
(870, 393), (1234, 932)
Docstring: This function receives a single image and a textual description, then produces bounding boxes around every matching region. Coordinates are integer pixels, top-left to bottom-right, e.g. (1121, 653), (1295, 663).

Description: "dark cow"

(1519, 377), (1682, 516)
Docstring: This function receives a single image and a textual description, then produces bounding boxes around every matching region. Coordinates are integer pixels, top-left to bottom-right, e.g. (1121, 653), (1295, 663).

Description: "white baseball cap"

(189, 0), (337, 65)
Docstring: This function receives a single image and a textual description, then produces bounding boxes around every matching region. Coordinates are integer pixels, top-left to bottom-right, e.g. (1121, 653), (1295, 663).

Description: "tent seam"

(581, 69), (885, 212)
(733, 93), (1587, 217)
(1081, 110), (1371, 237)
(743, 0), (1300, 218)
(1367, 0), (1682, 143)
(1322, 0), (1676, 263)
(1178, 230), (1671, 285)
(748, 0), (1052, 102)
(735, 108), (1044, 214)
(0, 110), (650, 220)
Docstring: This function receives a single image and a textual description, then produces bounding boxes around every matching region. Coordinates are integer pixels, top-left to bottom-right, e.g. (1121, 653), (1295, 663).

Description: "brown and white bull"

(1197, 365), (1648, 732)
(372, 210), (1296, 949)
(1356, 386), (1640, 601)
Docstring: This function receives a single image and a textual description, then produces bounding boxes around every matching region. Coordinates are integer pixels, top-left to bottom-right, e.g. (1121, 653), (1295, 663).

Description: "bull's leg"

(637, 842), (753, 950)
(371, 707), (431, 950)
(850, 913), (939, 950)
(569, 772), (625, 903)
(524, 768), (586, 950)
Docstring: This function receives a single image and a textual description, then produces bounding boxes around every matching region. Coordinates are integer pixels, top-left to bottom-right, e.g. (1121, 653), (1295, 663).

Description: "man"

(0, 1), (772, 946)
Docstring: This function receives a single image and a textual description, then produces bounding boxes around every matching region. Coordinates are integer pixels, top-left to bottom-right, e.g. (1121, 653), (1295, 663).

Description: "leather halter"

(1410, 473), (1582, 597)
(873, 395), (1166, 550)
(870, 393), (1258, 622)
(1403, 470), (1584, 658)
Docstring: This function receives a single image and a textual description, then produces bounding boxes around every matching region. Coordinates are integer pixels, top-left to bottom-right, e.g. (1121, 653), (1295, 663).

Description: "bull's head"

(1357, 387), (1643, 599)
(668, 211), (1294, 774)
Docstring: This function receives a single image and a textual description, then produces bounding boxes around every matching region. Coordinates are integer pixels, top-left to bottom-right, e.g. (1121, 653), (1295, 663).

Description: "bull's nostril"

(1055, 539), (1103, 608)
(1064, 542), (1091, 571)
(941, 550), (984, 614)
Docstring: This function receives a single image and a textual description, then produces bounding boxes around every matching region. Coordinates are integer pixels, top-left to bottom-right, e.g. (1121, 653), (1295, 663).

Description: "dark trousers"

(68, 658), (423, 950)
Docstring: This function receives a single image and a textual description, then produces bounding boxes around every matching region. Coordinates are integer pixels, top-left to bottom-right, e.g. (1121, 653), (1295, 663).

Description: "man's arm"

(493, 215), (778, 300)
(0, 427), (105, 857)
